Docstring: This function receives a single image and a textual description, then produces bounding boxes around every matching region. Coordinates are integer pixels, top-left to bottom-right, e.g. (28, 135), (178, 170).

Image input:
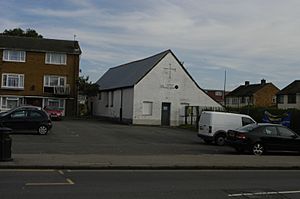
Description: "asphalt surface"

(2, 119), (300, 170)
(11, 119), (234, 155)
(0, 170), (300, 199)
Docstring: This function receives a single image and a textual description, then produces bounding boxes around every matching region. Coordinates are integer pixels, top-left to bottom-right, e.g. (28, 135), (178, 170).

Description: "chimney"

(261, 79), (266, 85)
(245, 81), (250, 86)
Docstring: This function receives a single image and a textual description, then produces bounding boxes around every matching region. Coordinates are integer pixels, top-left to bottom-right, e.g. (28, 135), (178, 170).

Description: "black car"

(0, 106), (52, 135)
(226, 123), (300, 155)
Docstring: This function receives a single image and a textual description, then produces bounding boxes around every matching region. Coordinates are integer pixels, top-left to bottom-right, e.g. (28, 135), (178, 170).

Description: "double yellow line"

(0, 169), (75, 186)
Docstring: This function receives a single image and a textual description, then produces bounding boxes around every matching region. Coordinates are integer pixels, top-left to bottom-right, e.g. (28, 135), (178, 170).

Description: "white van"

(198, 111), (256, 146)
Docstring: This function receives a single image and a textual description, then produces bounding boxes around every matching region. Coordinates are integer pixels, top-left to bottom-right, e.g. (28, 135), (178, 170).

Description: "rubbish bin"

(0, 127), (12, 161)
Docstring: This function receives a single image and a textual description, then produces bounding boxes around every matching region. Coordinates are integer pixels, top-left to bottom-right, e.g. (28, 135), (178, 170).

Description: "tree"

(78, 76), (99, 97)
(0, 28), (43, 38)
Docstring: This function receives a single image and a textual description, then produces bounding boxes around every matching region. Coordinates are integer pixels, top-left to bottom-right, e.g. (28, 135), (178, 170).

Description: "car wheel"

(38, 125), (48, 135)
(252, 143), (264, 155)
(215, 135), (225, 146)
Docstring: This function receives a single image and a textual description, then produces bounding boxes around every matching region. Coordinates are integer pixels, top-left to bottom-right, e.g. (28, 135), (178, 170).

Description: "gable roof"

(96, 50), (171, 90)
(0, 35), (81, 54)
(277, 80), (300, 95)
(96, 49), (222, 106)
(227, 83), (273, 97)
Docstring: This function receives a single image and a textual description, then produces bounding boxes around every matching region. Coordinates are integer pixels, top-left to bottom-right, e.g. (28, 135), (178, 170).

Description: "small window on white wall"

(142, 101), (153, 115)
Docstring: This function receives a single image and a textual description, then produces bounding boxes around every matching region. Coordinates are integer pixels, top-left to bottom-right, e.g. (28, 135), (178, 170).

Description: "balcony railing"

(53, 85), (70, 95)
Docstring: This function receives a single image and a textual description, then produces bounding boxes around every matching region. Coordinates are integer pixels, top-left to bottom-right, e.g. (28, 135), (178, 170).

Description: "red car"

(44, 106), (63, 120)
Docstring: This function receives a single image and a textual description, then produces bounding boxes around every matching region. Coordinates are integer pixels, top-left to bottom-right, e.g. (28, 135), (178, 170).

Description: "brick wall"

(0, 50), (80, 116)
(254, 84), (279, 107)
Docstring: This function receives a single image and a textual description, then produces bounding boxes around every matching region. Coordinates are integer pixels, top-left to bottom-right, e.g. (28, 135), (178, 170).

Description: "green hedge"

(225, 107), (300, 132)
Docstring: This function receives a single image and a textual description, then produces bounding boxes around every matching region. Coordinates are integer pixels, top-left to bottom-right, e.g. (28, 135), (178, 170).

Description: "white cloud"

(3, 0), (300, 88)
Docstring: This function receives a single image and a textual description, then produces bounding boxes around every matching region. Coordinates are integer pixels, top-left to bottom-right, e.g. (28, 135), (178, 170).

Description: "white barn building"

(90, 50), (222, 126)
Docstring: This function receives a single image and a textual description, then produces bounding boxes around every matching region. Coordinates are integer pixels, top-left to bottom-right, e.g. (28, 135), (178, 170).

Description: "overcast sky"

(1, 0), (300, 90)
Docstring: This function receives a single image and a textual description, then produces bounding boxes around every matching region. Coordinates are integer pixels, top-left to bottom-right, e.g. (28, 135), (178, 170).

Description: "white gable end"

(133, 52), (222, 126)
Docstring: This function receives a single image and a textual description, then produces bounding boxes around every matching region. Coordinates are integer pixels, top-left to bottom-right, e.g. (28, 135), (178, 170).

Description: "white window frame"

(142, 101), (153, 116)
(44, 75), (66, 87)
(1, 97), (23, 110)
(3, 50), (26, 62)
(215, 91), (223, 96)
(43, 98), (65, 116)
(43, 98), (65, 109)
(2, 73), (24, 89)
(45, 52), (67, 65)
(232, 98), (239, 105)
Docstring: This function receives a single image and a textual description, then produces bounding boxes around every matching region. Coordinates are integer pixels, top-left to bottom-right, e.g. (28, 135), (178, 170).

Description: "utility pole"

(223, 70), (227, 106)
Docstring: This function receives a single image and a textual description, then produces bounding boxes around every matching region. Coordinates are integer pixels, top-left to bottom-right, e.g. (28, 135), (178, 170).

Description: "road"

(0, 170), (299, 199)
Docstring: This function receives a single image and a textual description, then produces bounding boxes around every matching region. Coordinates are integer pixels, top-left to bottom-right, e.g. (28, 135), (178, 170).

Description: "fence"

(183, 106), (224, 128)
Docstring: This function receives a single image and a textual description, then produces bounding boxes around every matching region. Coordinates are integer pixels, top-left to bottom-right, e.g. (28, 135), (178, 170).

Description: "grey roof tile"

(0, 35), (81, 54)
(277, 80), (300, 95)
(227, 83), (271, 97)
(96, 50), (170, 90)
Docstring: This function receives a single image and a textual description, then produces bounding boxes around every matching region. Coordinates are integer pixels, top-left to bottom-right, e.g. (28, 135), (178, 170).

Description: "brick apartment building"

(0, 36), (81, 116)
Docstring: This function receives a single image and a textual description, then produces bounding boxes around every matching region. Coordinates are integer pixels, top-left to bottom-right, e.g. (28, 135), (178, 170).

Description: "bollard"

(0, 127), (12, 161)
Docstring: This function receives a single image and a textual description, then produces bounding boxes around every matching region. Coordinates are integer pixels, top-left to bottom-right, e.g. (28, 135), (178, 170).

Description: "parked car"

(44, 106), (63, 120)
(0, 106), (52, 135)
(226, 123), (300, 155)
(198, 111), (256, 146)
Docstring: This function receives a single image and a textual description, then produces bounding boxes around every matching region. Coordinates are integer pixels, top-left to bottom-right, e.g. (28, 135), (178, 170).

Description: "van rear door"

(199, 112), (211, 135)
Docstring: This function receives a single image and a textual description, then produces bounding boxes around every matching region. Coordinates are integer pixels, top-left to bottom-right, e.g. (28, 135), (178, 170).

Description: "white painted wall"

(91, 88), (134, 121)
(133, 52), (222, 126)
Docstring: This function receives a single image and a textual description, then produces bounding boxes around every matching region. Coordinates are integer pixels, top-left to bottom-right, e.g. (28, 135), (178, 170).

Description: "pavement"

(1, 153), (300, 170)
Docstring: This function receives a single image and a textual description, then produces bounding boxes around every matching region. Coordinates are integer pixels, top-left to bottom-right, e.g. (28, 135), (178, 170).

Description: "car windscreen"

(0, 107), (19, 117)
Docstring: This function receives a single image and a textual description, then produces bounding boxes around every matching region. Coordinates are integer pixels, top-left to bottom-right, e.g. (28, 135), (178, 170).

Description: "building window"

(277, 95), (284, 104)
(215, 91), (223, 96)
(288, 94), (296, 104)
(241, 97), (246, 104)
(3, 50), (26, 62)
(2, 73), (24, 89)
(1, 97), (23, 110)
(44, 76), (66, 87)
(272, 96), (276, 103)
(44, 98), (64, 108)
(110, 91), (114, 107)
(225, 98), (230, 105)
(142, 101), (153, 115)
(106, 92), (109, 107)
(232, 98), (239, 104)
(45, 53), (67, 65)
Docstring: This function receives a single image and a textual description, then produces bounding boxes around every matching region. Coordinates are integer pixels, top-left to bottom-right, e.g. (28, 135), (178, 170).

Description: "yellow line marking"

(25, 182), (73, 186)
(0, 169), (55, 172)
(58, 170), (64, 175)
(66, 178), (75, 185)
(25, 178), (75, 186)
(24, 169), (75, 186)
(228, 190), (300, 197)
